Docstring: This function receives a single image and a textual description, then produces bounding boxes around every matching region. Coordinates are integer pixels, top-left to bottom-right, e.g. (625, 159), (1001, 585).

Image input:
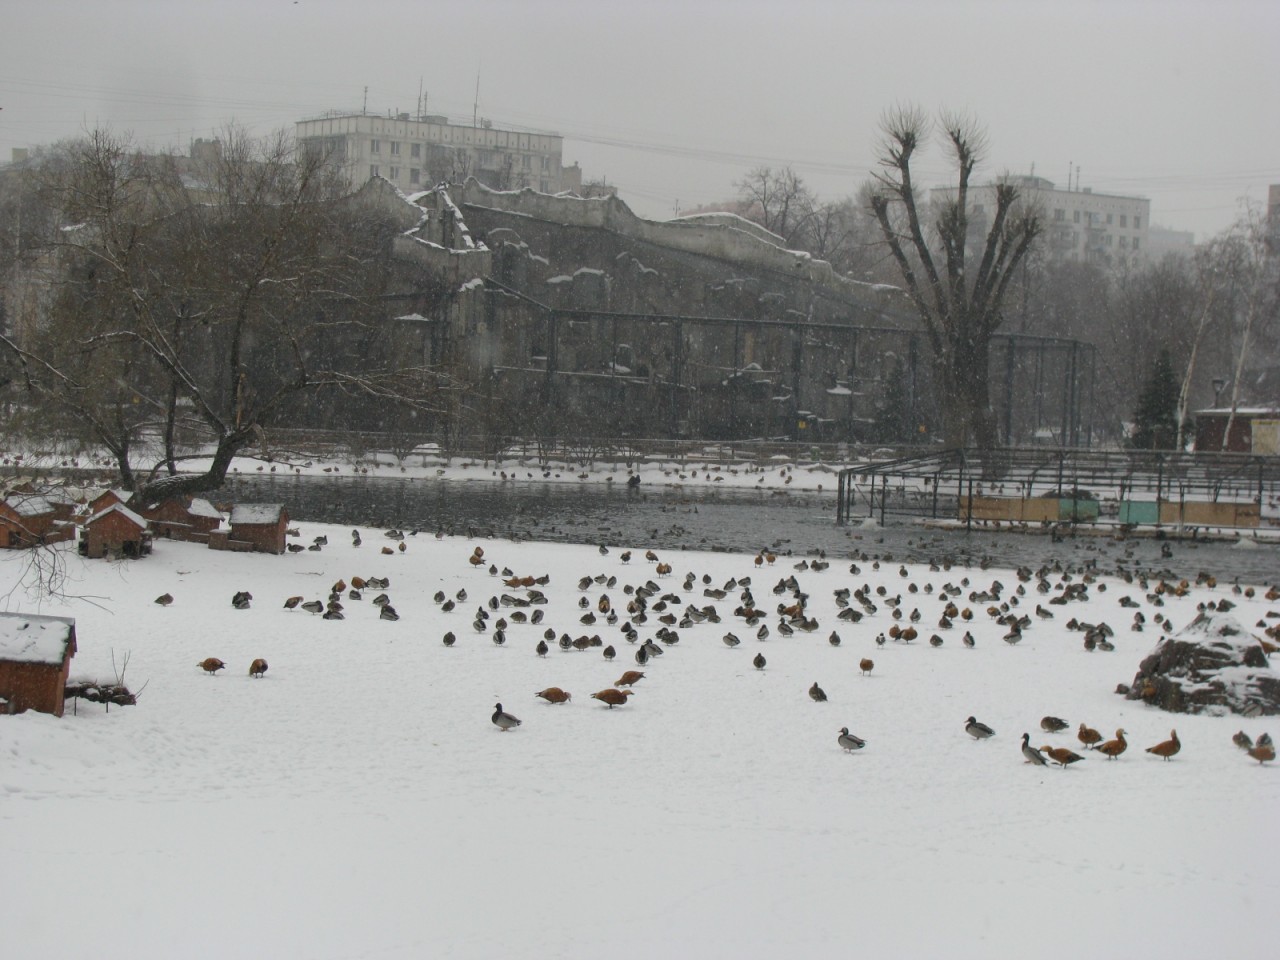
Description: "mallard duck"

(809, 682), (828, 703)
(492, 703), (522, 731)
(753, 652), (766, 670)
(965, 716), (995, 740)
(1232, 730), (1253, 751)
(1146, 729), (1180, 761)
(837, 727), (866, 752)
(1041, 716), (1069, 734)
(154, 593), (174, 606)
(1021, 732), (1049, 765)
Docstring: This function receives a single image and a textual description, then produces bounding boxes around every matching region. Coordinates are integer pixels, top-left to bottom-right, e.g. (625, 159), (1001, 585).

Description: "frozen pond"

(216, 474), (1280, 584)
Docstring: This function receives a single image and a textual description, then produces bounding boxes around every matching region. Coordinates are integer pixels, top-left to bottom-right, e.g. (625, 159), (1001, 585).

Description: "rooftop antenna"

(417, 77), (423, 120)
(1068, 161), (1073, 191)
(473, 72), (480, 128)
(362, 86), (368, 115)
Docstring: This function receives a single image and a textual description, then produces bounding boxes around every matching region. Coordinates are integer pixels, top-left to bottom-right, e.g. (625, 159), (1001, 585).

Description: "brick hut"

(81, 503), (151, 559)
(86, 488), (133, 516)
(0, 495), (76, 549)
(222, 503), (289, 554)
(0, 612), (77, 717)
(142, 496), (223, 544)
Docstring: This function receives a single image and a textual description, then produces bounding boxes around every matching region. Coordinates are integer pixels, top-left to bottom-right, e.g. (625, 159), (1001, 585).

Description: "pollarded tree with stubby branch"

(869, 106), (1041, 451)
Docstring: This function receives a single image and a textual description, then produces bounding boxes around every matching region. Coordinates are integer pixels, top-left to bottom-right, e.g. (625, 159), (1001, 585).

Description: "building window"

(1119, 236), (1128, 249)
(1054, 208), (1065, 221)
(411, 143), (421, 159)
(1134, 216), (1141, 230)
(390, 141), (401, 156)
(1073, 210), (1080, 223)
(1106, 214), (1113, 225)
(389, 166), (400, 180)
(410, 168), (421, 184)
(370, 164), (380, 178)
(371, 139), (381, 154)
(1119, 214), (1127, 228)
(1132, 237), (1140, 250)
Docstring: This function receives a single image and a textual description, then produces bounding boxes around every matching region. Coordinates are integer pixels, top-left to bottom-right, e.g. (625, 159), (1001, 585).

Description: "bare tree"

(869, 107), (1041, 451)
(0, 127), (459, 504)
(1192, 205), (1280, 448)
(736, 166), (814, 247)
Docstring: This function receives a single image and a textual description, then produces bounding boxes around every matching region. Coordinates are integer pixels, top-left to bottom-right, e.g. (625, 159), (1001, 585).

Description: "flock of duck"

(174, 525), (1277, 764)
(463, 542), (1279, 764)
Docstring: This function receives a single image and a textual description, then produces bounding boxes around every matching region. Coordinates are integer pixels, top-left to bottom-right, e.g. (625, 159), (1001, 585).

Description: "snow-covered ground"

(1, 526), (1277, 959)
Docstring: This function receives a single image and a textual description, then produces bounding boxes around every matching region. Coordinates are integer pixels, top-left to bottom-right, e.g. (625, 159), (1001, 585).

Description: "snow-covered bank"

(1, 527), (1277, 959)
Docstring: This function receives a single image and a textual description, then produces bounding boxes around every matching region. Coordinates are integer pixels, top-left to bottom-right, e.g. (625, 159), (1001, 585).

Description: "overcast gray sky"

(3, 0), (1276, 239)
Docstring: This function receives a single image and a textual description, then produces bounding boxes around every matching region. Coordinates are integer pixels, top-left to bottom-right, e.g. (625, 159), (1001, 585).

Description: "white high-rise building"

(296, 111), (581, 196)
(933, 174), (1150, 270)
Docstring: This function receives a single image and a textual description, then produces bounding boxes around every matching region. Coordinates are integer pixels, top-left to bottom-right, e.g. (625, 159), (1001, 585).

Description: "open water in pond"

(216, 474), (1280, 586)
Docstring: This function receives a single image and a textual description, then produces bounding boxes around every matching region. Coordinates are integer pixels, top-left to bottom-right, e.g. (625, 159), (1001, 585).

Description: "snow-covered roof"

(187, 498), (222, 520)
(230, 503), (285, 525)
(1195, 407), (1280, 416)
(0, 612), (75, 664)
(91, 488), (132, 505)
(86, 502), (148, 529)
(4, 495), (54, 517)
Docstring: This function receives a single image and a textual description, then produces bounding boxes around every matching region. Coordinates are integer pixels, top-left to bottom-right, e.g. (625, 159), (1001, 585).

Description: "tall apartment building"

(934, 174), (1150, 269)
(295, 112), (582, 196)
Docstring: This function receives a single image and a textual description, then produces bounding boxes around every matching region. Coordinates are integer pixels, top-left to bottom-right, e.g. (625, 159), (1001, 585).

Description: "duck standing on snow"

(1021, 733), (1049, 766)
(837, 728), (866, 752)
(1078, 723), (1103, 750)
(1042, 744), (1085, 768)
(809, 682), (828, 703)
(965, 716), (995, 740)
(492, 703), (522, 731)
(1145, 729), (1181, 761)
(1097, 729), (1128, 760)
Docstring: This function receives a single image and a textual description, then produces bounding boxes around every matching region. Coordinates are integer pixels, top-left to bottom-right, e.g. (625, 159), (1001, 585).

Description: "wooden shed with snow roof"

(87, 488), (133, 514)
(0, 612), (77, 717)
(142, 496), (223, 544)
(81, 503), (151, 559)
(221, 503), (288, 554)
(0, 495), (75, 549)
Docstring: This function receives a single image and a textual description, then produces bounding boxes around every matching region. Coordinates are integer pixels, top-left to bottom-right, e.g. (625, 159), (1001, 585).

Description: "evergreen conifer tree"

(1131, 349), (1179, 449)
